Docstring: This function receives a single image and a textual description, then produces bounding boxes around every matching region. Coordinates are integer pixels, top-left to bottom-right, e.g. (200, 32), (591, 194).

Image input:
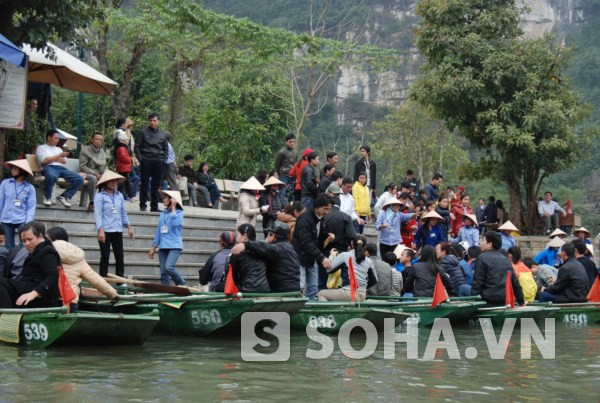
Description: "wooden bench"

(26, 154), (90, 207)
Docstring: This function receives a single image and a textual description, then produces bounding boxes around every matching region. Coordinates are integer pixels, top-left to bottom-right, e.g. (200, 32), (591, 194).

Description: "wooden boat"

(0, 306), (159, 348)
(530, 302), (600, 326)
(291, 301), (411, 334)
(468, 306), (559, 327)
(80, 291), (307, 337)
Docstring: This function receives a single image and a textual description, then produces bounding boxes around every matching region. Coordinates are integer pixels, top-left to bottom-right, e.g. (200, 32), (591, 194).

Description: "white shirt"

(36, 143), (65, 167)
(339, 192), (358, 221)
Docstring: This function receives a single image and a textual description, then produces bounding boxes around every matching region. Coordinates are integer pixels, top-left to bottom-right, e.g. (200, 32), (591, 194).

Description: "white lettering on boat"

(307, 315), (337, 329)
(23, 323), (49, 341)
(191, 309), (222, 326)
(562, 313), (588, 325)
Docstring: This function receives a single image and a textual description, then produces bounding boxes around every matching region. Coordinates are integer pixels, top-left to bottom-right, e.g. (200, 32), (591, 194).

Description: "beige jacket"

(52, 240), (118, 303)
(236, 191), (261, 227)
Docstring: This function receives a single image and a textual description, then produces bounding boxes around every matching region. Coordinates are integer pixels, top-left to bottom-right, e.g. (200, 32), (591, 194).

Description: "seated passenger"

(539, 242), (590, 303)
(46, 227), (118, 309)
(199, 231), (236, 292)
(534, 237), (565, 267)
(452, 213), (479, 249)
(436, 242), (465, 297)
(318, 235), (377, 301)
(0, 221), (61, 308)
(498, 220), (519, 251)
(507, 246), (538, 303)
(366, 243), (402, 296)
(404, 244), (453, 298)
(572, 239), (598, 288)
(231, 222), (300, 292)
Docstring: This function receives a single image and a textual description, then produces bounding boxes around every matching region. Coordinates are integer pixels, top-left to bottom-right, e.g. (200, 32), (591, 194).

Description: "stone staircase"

(35, 204), (241, 284)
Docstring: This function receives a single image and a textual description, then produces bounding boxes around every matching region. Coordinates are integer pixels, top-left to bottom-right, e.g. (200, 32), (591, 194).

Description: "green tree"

(0, 0), (103, 49)
(412, 0), (593, 230)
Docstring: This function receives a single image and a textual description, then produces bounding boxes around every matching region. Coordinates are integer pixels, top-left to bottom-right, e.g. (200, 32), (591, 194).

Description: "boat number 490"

(23, 323), (49, 341)
(563, 314), (588, 325)
(191, 309), (222, 326)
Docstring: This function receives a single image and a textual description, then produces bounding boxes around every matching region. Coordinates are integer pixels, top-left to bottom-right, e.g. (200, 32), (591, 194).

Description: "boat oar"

(0, 306), (69, 314)
(105, 274), (191, 296)
(366, 295), (481, 302)
(116, 294), (238, 303)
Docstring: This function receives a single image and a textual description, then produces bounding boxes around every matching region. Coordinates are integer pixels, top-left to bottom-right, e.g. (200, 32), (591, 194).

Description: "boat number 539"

(191, 309), (222, 325)
(23, 323), (49, 341)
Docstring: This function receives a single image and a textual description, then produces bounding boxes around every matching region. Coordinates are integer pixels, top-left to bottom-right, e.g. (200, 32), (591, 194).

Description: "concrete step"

(83, 246), (212, 264)
(87, 260), (203, 282)
(64, 231), (222, 250)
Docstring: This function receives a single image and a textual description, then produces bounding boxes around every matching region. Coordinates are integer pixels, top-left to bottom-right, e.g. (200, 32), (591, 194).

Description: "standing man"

(537, 191), (567, 235)
(318, 163), (336, 194)
(274, 133), (297, 197)
(402, 170), (420, 192)
(292, 194), (333, 300)
(135, 113), (168, 212)
(471, 231), (525, 306)
(353, 145), (377, 202)
(79, 132), (107, 212)
(320, 152), (339, 178)
(425, 173), (443, 202)
(339, 177), (365, 228)
(36, 130), (84, 208)
(300, 152), (320, 210)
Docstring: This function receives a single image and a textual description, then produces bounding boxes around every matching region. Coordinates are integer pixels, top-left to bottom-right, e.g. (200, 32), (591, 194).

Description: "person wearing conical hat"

(236, 176), (267, 227)
(453, 213), (480, 249)
(259, 176), (287, 238)
(0, 159), (36, 248)
(94, 170), (134, 278)
(548, 228), (567, 239)
(412, 210), (446, 250)
(573, 227), (592, 245)
(147, 190), (187, 286)
(498, 220), (519, 252)
(534, 236), (565, 268)
(375, 198), (418, 258)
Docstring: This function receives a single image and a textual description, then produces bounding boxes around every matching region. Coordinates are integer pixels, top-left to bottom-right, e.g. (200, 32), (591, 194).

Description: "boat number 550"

(191, 309), (222, 325)
(23, 323), (49, 341)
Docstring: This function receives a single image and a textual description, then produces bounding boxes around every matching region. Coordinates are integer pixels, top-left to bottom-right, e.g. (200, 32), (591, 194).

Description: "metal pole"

(76, 46), (84, 156)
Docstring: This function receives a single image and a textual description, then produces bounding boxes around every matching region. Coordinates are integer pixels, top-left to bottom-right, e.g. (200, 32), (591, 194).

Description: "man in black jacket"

(231, 222), (300, 292)
(539, 242), (590, 303)
(134, 113), (169, 212)
(353, 145), (376, 201)
(292, 194), (333, 300)
(572, 239), (598, 288)
(472, 231), (525, 306)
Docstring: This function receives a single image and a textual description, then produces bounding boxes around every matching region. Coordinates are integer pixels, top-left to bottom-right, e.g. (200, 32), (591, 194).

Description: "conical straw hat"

(383, 198), (403, 209)
(549, 228), (567, 238)
(4, 159), (33, 177)
(498, 220), (519, 232)
(573, 227), (591, 237)
(393, 244), (415, 259)
(96, 170), (125, 188)
(547, 237), (565, 248)
(463, 213), (478, 226)
(421, 210), (443, 221)
(240, 176), (265, 191)
(263, 176), (285, 187)
(160, 190), (184, 209)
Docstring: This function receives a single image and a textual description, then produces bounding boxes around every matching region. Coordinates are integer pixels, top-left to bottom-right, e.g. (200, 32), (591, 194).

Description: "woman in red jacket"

(288, 148), (313, 202)
(450, 194), (474, 238)
(114, 132), (133, 201)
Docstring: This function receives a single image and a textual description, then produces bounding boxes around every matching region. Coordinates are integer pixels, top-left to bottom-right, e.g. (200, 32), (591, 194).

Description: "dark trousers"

(99, 232), (125, 277)
(0, 277), (60, 308)
(118, 171), (132, 199)
(140, 159), (165, 211)
(379, 243), (397, 259)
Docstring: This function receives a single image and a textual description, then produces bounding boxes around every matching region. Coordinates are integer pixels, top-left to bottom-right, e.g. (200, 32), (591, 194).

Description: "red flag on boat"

(348, 256), (358, 302)
(505, 271), (515, 308)
(224, 264), (239, 295)
(587, 276), (600, 302)
(430, 273), (448, 308)
(58, 266), (76, 312)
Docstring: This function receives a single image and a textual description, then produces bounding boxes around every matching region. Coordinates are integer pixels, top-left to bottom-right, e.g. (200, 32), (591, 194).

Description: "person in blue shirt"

(148, 190), (187, 286)
(0, 160), (36, 248)
(534, 237), (565, 267)
(375, 199), (418, 258)
(453, 213), (480, 249)
(498, 220), (519, 251)
(412, 210), (446, 251)
(94, 170), (135, 278)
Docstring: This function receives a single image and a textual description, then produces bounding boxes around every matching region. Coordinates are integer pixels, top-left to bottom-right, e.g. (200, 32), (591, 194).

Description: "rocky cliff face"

(335, 0), (586, 110)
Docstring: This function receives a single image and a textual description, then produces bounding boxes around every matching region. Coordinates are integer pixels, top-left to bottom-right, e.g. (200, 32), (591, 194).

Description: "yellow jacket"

(352, 182), (371, 216)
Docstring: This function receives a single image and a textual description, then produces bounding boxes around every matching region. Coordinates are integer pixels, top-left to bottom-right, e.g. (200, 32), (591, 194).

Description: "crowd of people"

(0, 117), (598, 309)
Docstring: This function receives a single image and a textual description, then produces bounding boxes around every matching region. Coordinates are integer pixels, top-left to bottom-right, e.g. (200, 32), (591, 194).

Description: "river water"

(1, 321), (599, 401)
